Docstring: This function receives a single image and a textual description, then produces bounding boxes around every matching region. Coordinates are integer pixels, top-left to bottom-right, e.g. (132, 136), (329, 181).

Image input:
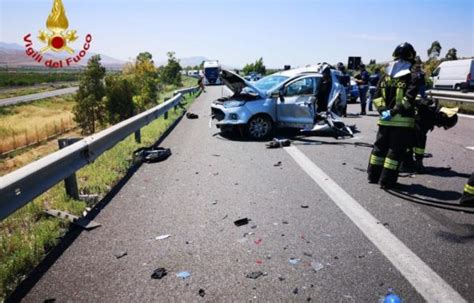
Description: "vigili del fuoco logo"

(23, 0), (93, 68)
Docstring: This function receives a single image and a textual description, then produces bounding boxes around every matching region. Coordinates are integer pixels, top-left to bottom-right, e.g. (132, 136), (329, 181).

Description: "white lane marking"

(466, 146), (474, 151)
(458, 113), (474, 119)
(284, 145), (466, 303)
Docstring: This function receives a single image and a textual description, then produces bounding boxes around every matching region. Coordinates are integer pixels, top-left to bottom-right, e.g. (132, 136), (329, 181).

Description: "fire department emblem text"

(23, 0), (93, 68)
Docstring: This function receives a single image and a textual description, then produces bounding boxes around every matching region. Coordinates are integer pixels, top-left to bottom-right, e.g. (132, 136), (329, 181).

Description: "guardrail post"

(134, 129), (141, 143)
(58, 138), (81, 200)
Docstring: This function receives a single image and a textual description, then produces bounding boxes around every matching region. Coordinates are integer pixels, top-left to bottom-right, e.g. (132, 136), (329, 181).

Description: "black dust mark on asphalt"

(198, 289), (205, 297)
(293, 287), (299, 294)
(342, 162), (347, 165)
(301, 205), (309, 208)
(436, 230), (474, 244)
(274, 161), (282, 167)
(357, 255), (365, 259)
(222, 214), (228, 220)
(282, 220), (289, 224)
(213, 172), (219, 176)
(234, 218), (249, 226)
(151, 268), (168, 279)
(250, 225), (258, 229)
(353, 167), (367, 172)
(334, 256), (339, 259)
(211, 154), (221, 157)
(278, 277), (285, 281)
(246, 271), (263, 279)
(186, 112), (199, 119)
(195, 172), (199, 174)
(113, 251), (127, 259)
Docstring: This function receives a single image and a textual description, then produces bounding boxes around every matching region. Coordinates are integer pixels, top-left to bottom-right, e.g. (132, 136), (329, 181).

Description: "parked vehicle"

(431, 59), (474, 91)
(211, 66), (351, 139)
(203, 60), (222, 85)
(348, 78), (359, 103)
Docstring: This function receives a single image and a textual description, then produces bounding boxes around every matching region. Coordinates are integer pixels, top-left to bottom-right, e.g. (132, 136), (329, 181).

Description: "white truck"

(431, 59), (474, 91)
(203, 60), (222, 85)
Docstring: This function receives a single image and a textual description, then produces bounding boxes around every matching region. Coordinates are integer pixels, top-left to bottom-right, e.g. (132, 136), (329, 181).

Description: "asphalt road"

(0, 87), (78, 107)
(17, 86), (474, 302)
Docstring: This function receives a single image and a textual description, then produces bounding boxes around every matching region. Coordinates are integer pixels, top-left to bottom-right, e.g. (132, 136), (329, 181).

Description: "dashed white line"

(284, 145), (466, 303)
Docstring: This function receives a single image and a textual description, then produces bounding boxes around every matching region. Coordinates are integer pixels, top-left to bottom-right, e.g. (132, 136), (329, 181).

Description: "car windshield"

(253, 75), (289, 91)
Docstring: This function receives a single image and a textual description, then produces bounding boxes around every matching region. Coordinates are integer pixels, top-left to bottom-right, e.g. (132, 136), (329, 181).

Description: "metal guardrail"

(427, 90), (474, 104)
(0, 86), (200, 221)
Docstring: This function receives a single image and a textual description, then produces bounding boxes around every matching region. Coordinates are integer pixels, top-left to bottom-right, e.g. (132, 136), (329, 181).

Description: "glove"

(381, 110), (392, 121)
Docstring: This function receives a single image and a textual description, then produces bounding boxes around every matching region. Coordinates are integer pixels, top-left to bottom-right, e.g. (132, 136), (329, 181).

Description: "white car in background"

(211, 66), (347, 139)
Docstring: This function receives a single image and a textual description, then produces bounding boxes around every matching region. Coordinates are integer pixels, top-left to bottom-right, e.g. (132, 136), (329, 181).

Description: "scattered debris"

(289, 258), (301, 265)
(293, 287), (299, 294)
(212, 154), (221, 157)
(185, 241), (192, 245)
(243, 232), (254, 238)
(113, 251), (127, 259)
(222, 214), (228, 220)
(44, 209), (101, 230)
(198, 289), (206, 297)
(342, 162), (347, 165)
(44, 299), (56, 303)
(234, 218), (249, 226)
(250, 225), (258, 229)
(273, 161), (282, 167)
(246, 271), (264, 279)
(278, 277), (285, 281)
(256, 260), (263, 264)
(334, 256), (339, 260)
(212, 201), (218, 205)
(134, 147), (171, 163)
(311, 261), (324, 272)
(282, 220), (289, 224)
(266, 138), (291, 149)
(303, 252), (313, 257)
(186, 112), (199, 119)
(358, 255), (365, 259)
(156, 234), (171, 240)
(301, 205), (309, 208)
(176, 271), (191, 279)
(151, 268), (167, 279)
(254, 239), (262, 245)
(266, 254), (272, 260)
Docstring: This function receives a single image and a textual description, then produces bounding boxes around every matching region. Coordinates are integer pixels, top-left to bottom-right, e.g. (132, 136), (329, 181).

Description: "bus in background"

(203, 60), (222, 85)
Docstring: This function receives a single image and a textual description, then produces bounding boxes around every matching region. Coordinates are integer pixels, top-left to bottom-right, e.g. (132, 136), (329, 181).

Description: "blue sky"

(1, 0), (473, 68)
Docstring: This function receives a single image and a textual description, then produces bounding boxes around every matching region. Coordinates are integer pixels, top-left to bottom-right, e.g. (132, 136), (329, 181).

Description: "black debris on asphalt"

(198, 289), (205, 297)
(151, 267), (168, 279)
(278, 277), (285, 281)
(234, 218), (249, 226)
(133, 147), (171, 163)
(246, 271), (263, 279)
(250, 225), (257, 229)
(186, 112), (199, 119)
(301, 205), (309, 208)
(113, 251), (127, 259)
(273, 161), (282, 167)
(282, 220), (289, 224)
(266, 138), (291, 149)
(293, 287), (299, 294)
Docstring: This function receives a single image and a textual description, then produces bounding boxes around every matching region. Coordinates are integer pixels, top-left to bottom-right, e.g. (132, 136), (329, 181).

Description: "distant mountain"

(0, 41), (126, 69)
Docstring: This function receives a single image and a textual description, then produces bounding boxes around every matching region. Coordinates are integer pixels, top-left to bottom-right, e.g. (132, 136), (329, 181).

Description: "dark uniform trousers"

(368, 125), (413, 186)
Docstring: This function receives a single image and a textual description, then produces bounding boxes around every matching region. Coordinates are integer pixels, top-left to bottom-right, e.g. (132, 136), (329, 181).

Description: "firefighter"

(367, 42), (422, 188)
(402, 104), (458, 172)
(460, 173), (474, 205)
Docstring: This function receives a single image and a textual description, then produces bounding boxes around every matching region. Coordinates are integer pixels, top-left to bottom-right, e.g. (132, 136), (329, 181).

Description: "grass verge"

(0, 89), (200, 300)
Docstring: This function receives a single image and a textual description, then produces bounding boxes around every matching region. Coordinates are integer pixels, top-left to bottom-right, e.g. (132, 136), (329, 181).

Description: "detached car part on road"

(211, 66), (351, 139)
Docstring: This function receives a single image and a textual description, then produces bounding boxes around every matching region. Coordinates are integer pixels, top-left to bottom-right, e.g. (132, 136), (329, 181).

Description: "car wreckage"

(210, 65), (353, 139)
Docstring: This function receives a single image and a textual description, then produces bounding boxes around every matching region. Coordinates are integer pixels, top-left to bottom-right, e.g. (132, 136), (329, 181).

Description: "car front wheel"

(246, 115), (273, 140)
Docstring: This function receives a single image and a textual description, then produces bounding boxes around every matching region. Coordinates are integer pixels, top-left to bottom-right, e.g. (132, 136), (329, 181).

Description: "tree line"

(73, 51), (183, 134)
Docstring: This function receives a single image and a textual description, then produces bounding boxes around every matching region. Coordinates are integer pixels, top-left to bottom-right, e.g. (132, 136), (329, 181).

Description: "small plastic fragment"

(311, 261), (324, 272)
(176, 271), (191, 279)
(246, 271), (263, 279)
(198, 289), (205, 297)
(289, 258), (301, 265)
(113, 251), (127, 259)
(234, 218), (249, 226)
(156, 234), (171, 240)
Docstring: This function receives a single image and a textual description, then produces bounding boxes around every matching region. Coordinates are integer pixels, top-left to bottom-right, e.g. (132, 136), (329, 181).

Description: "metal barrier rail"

(0, 86), (199, 221)
(427, 90), (474, 104)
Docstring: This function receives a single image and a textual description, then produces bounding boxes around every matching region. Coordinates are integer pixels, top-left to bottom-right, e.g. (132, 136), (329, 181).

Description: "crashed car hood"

(220, 69), (266, 98)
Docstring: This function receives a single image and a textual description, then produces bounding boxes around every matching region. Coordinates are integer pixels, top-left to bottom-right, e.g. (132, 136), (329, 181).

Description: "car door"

(277, 76), (319, 126)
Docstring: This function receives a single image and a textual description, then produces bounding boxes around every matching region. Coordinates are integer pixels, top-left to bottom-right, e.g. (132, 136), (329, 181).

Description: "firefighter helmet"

(436, 107), (459, 129)
(392, 42), (417, 63)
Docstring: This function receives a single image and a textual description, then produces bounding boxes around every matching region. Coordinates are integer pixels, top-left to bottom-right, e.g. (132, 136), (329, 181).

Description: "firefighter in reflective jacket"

(460, 173), (474, 205)
(367, 42), (422, 187)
